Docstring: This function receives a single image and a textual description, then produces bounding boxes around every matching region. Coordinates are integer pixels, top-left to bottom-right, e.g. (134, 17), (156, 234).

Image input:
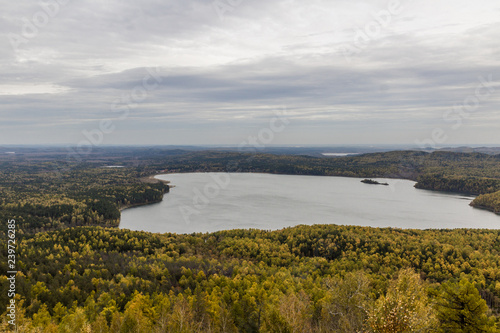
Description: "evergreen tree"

(435, 278), (497, 333)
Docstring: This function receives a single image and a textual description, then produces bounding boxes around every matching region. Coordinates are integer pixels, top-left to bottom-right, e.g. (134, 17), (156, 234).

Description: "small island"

(361, 179), (389, 186)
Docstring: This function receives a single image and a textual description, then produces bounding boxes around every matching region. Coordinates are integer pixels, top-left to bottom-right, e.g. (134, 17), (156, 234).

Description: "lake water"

(119, 173), (500, 234)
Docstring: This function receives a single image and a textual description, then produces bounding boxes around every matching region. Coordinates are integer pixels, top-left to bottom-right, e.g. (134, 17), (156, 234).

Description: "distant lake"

(120, 173), (500, 234)
(321, 153), (360, 156)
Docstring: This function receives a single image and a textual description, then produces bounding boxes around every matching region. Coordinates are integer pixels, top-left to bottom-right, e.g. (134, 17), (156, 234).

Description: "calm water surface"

(120, 173), (500, 233)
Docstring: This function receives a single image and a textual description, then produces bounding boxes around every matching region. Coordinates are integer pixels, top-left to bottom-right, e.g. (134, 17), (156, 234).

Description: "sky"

(1, 0), (499, 146)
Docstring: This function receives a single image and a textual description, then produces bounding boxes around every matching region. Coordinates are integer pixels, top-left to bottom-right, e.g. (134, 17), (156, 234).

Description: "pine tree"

(435, 278), (497, 332)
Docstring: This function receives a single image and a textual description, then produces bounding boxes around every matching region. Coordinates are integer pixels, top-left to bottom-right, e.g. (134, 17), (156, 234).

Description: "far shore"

(120, 175), (170, 212)
(120, 199), (164, 212)
(131, 172), (499, 219)
(120, 200), (163, 212)
(469, 203), (500, 215)
(140, 174), (171, 184)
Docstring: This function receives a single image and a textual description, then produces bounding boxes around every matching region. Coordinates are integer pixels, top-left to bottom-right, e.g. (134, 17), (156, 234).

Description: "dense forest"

(2, 225), (500, 332)
(1, 147), (500, 331)
(472, 191), (500, 214)
(0, 160), (169, 234)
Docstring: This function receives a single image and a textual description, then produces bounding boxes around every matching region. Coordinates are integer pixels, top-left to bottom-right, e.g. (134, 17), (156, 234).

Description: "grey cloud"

(0, 0), (499, 145)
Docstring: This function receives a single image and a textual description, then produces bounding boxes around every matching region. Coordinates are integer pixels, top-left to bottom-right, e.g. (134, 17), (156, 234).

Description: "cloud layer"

(1, 0), (500, 145)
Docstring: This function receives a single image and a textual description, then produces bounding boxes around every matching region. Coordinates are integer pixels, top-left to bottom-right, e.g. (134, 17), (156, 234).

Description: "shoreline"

(140, 174), (172, 184)
(124, 172), (499, 219)
(119, 199), (164, 212)
(118, 178), (170, 227)
(469, 203), (500, 215)
(150, 171), (418, 182)
(119, 177), (170, 213)
(152, 171), (484, 197)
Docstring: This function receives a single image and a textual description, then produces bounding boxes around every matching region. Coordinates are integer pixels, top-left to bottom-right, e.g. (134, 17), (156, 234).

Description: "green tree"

(58, 307), (90, 333)
(120, 293), (154, 333)
(435, 278), (496, 332)
(91, 314), (109, 333)
(32, 304), (52, 328)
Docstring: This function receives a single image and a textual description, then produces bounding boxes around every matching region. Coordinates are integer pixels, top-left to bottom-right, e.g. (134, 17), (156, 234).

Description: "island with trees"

(361, 179), (389, 186)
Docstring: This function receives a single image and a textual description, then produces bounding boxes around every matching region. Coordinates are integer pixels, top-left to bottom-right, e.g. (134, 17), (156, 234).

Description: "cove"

(119, 173), (500, 234)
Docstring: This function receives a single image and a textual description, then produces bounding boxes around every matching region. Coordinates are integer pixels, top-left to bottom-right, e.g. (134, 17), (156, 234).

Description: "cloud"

(0, 0), (499, 145)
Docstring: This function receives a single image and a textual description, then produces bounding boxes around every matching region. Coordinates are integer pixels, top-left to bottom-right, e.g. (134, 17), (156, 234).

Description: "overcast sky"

(1, 0), (499, 146)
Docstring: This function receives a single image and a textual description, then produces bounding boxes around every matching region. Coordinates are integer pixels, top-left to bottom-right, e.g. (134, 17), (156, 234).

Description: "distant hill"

(437, 146), (500, 155)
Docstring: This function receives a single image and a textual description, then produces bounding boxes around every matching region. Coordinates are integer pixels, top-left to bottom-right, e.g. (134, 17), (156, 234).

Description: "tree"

(58, 307), (91, 333)
(435, 278), (497, 332)
(120, 293), (154, 333)
(321, 271), (370, 332)
(167, 295), (198, 333)
(32, 304), (52, 328)
(91, 314), (109, 333)
(263, 291), (312, 333)
(367, 269), (437, 333)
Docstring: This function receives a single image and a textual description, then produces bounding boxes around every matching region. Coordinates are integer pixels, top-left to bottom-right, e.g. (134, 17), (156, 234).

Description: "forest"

(1, 147), (500, 332)
(1, 225), (500, 332)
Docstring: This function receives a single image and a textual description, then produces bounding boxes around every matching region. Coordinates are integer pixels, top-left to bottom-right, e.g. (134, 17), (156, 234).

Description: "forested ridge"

(1, 147), (500, 331)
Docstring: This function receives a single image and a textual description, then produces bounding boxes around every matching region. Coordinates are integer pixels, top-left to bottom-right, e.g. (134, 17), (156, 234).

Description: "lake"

(119, 173), (500, 233)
